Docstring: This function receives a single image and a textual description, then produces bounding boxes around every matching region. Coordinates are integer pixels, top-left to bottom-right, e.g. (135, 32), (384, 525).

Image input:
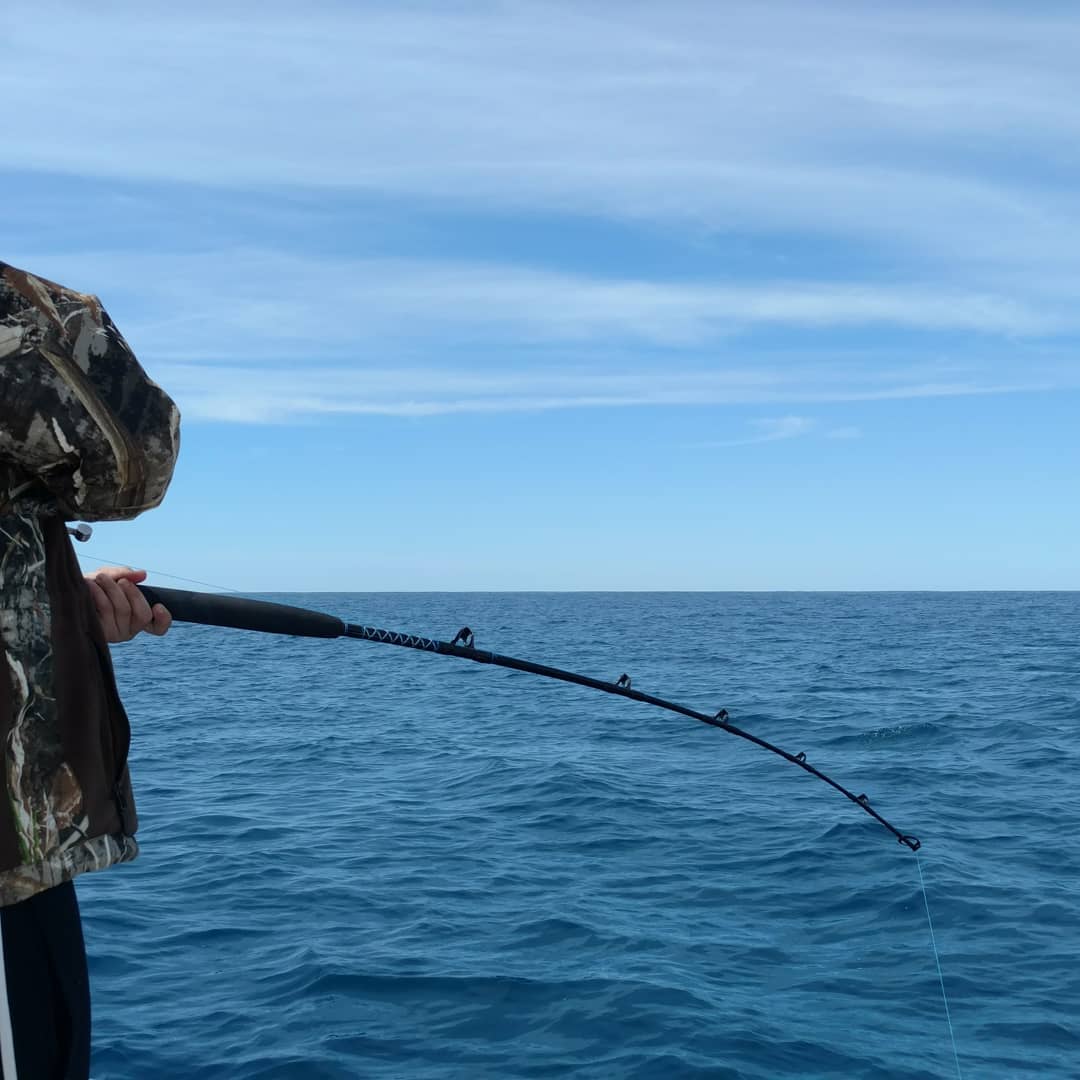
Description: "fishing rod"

(135, 584), (920, 852)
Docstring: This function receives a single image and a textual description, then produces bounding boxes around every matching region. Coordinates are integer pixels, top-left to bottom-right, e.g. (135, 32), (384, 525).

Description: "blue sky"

(2, 1), (1077, 589)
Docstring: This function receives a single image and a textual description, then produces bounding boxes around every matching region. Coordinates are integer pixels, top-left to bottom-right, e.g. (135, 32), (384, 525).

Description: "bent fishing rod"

(135, 584), (921, 852)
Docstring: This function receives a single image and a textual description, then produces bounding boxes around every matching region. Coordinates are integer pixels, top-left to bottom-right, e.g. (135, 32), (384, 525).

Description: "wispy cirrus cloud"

(6, 249), (1065, 357)
(6, 247), (1069, 423)
(4, 3), (1079, 428)
(3, 1), (1080, 279)
(687, 415), (817, 449)
(152, 363), (1063, 423)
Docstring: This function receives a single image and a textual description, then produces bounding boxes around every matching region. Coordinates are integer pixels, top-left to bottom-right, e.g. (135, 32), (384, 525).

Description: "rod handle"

(138, 585), (345, 639)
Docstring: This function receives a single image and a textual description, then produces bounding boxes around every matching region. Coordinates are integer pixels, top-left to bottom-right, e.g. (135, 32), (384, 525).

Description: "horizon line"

(196, 587), (1079, 594)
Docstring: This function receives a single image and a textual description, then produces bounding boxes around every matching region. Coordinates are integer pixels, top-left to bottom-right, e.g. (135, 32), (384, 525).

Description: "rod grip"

(138, 585), (345, 639)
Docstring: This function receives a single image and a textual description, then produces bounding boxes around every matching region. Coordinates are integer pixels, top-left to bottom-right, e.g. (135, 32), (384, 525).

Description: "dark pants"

(0, 881), (90, 1080)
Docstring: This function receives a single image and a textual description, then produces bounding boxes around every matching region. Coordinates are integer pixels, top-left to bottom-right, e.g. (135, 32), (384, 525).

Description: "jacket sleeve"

(0, 261), (180, 520)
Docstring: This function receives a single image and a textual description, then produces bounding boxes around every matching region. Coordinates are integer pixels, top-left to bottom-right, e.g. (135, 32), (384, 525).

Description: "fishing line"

(70, 527), (237, 594)
(76, 549), (239, 595)
(916, 851), (963, 1079)
(133, 583), (921, 852)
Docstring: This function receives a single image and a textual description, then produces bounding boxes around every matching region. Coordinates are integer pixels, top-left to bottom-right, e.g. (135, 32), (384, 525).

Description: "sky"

(2, 0), (1078, 590)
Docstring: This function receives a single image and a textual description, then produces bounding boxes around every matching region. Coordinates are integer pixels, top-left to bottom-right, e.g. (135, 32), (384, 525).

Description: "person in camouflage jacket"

(0, 260), (180, 1079)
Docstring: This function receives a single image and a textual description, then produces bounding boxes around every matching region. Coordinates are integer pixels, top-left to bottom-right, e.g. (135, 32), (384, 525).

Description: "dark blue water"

(79, 593), (1080, 1079)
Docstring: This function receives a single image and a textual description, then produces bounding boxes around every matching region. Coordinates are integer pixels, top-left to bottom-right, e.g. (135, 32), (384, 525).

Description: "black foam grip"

(138, 586), (345, 639)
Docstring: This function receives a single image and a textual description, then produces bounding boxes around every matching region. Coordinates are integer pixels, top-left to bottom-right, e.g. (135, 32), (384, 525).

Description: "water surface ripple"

(81, 592), (1080, 1078)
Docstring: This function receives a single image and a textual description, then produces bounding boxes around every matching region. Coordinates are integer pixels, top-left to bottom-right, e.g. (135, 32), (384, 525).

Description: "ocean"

(78, 592), (1080, 1079)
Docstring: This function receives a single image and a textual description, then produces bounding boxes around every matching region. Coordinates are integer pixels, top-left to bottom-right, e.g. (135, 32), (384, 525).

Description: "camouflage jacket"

(0, 261), (179, 906)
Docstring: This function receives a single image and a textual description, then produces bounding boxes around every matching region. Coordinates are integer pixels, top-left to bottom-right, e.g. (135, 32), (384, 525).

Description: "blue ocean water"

(79, 592), (1080, 1079)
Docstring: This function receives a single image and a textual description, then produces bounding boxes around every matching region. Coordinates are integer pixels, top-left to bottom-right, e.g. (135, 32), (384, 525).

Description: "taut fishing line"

(917, 852), (963, 1080)
(77, 549), (239, 595)
(77, 531), (961, 1071)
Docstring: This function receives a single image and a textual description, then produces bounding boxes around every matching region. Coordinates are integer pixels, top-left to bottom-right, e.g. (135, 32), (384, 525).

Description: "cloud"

(5, 246), (1073, 424)
(748, 416), (815, 442)
(688, 415), (817, 449)
(151, 363), (1060, 423)
(2, 243), (1065, 422)
(4, 4), (1079, 432)
(4, 250), (1063, 360)
(3, 1), (1080, 277)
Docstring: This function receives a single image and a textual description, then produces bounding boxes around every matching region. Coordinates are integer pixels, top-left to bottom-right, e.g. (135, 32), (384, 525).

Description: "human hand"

(85, 566), (172, 643)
